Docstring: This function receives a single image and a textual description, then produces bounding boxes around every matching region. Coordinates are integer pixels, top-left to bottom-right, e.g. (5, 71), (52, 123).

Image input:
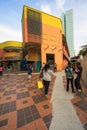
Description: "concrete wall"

(81, 60), (87, 86)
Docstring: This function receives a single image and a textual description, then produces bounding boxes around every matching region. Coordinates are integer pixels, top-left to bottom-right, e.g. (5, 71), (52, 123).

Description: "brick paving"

(0, 73), (55, 130)
(0, 73), (87, 130)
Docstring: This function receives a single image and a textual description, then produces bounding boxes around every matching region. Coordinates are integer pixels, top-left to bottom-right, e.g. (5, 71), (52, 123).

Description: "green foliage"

(78, 44), (87, 56)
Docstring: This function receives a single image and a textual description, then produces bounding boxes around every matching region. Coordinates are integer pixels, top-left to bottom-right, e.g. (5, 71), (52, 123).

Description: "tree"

(78, 45), (87, 56)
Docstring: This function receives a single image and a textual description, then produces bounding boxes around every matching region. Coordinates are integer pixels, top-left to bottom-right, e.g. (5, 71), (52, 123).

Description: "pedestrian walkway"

(63, 74), (87, 130)
(49, 71), (85, 130)
(0, 71), (87, 130)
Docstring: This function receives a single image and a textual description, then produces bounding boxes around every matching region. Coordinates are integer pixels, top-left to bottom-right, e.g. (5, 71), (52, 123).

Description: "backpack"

(65, 67), (73, 79)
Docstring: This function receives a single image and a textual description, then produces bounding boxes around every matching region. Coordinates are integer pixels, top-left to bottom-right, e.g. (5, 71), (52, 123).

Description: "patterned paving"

(0, 73), (55, 130)
(0, 73), (87, 130)
(63, 76), (87, 130)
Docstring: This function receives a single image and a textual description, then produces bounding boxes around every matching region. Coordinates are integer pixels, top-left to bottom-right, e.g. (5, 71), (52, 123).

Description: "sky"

(0, 0), (87, 55)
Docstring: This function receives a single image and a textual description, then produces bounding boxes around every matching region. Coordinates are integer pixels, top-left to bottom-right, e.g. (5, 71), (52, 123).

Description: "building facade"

(0, 41), (23, 71)
(22, 5), (70, 72)
(81, 52), (87, 86)
(62, 9), (74, 57)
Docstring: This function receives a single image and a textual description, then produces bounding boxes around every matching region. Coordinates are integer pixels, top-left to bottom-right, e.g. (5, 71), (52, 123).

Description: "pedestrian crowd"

(26, 61), (83, 95)
(65, 61), (83, 93)
(0, 60), (83, 95)
(38, 61), (83, 96)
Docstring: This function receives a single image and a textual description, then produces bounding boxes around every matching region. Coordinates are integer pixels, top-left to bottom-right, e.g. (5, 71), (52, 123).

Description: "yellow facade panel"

(42, 13), (64, 33)
(23, 6), (27, 18)
(23, 6), (64, 33)
(0, 41), (22, 49)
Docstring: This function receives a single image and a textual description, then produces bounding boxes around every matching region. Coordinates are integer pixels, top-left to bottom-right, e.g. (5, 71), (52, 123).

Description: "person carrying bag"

(42, 64), (55, 95)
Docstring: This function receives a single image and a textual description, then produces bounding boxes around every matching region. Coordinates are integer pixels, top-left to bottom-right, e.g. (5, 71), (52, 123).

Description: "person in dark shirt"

(74, 62), (83, 92)
(65, 62), (75, 93)
(28, 64), (32, 80)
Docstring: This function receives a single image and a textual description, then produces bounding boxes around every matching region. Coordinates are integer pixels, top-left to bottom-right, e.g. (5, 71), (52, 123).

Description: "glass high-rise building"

(62, 9), (74, 57)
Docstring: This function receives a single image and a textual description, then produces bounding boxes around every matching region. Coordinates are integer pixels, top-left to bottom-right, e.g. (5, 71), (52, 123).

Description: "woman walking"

(42, 64), (55, 95)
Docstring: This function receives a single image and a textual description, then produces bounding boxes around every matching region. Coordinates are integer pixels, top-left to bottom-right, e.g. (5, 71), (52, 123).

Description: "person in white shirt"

(42, 64), (55, 95)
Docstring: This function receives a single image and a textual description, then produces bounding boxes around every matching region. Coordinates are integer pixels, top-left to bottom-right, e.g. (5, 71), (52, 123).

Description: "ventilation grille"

(27, 9), (42, 35)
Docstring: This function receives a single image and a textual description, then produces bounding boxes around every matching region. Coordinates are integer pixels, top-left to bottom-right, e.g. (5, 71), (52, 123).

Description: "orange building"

(0, 41), (23, 70)
(0, 41), (22, 61)
(0, 49), (4, 61)
(22, 5), (70, 71)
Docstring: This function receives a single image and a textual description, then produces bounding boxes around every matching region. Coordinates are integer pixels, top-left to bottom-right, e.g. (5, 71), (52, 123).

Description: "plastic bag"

(37, 81), (43, 89)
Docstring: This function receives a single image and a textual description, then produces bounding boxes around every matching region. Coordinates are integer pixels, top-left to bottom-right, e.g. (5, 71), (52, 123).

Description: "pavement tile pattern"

(63, 76), (87, 130)
(0, 74), (55, 130)
(0, 73), (87, 130)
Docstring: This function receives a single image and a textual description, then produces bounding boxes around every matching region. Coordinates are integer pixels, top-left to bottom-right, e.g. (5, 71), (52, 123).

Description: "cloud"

(74, 20), (87, 48)
(40, 4), (51, 14)
(55, 0), (66, 10)
(73, 2), (87, 50)
(0, 24), (22, 43)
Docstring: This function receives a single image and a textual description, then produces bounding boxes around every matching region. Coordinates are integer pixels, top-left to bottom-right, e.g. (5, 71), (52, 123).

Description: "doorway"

(46, 54), (55, 65)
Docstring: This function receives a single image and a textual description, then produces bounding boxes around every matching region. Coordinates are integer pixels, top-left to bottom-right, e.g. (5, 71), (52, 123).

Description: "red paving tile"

(0, 73), (55, 130)
(0, 73), (87, 130)
(35, 118), (47, 130)
(0, 126), (8, 130)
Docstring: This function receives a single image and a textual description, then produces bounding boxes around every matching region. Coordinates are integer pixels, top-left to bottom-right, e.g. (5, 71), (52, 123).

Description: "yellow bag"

(37, 81), (43, 89)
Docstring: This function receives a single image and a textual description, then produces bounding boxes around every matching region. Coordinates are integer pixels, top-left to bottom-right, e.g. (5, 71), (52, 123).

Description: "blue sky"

(0, 0), (87, 54)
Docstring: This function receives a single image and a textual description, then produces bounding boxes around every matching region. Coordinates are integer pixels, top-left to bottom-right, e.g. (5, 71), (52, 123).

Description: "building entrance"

(46, 54), (55, 65)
